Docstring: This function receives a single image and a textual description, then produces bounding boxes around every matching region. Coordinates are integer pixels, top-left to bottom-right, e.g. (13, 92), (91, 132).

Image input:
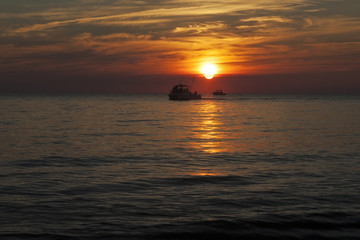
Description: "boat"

(168, 84), (201, 100)
(213, 89), (226, 95)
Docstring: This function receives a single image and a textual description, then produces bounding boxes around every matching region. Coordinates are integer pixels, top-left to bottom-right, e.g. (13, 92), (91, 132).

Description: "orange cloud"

(1, 0), (359, 85)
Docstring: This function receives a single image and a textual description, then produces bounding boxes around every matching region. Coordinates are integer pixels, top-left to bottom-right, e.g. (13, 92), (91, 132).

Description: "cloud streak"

(0, 0), (360, 92)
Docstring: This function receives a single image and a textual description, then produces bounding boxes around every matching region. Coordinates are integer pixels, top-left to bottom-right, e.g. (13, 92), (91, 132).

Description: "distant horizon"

(1, 71), (360, 94)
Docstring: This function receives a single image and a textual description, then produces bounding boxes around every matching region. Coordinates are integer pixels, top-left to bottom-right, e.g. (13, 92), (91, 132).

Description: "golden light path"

(191, 101), (230, 154)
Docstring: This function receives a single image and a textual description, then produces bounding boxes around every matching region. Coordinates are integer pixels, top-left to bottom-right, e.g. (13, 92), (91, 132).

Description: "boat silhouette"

(213, 89), (226, 95)
(168, 84), (201, 100)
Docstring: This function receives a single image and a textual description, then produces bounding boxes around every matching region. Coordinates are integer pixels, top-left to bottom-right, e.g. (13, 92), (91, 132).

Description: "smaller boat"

(213, 89), (226, 95)
(169, 84), (201, 100)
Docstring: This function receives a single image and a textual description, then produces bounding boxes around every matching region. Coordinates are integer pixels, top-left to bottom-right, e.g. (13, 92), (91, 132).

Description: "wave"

(146, 175), (253, 187)
(1, 214), (359, 240)
(10, 156), (118, 168)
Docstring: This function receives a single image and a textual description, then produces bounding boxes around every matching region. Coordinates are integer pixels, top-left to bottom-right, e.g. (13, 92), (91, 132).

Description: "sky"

(1, 0), (360, 93)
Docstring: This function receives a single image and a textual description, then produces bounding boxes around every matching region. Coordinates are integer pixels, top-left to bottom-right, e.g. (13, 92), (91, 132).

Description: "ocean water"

(0, 94), (359, 240)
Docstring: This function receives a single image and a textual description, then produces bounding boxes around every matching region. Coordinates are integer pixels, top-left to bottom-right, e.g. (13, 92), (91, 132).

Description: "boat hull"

(213, 90), (226, 95)
(168, 93), (201, 100)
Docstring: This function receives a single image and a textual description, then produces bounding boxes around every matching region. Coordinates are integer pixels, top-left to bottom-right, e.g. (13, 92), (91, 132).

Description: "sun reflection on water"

(191, 101), (234, 154)
(189, 172), (218, 176)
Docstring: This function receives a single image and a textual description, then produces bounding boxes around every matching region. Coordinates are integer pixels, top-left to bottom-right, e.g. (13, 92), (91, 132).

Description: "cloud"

(2, 0), (312, 35)
(173, 22), (227, 34)
(1, 0), (360, 79)
(240, 16), (293, 23)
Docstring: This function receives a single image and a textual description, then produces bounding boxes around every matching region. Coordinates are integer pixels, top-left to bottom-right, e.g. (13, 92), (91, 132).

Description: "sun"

(201, 63), (217, 79)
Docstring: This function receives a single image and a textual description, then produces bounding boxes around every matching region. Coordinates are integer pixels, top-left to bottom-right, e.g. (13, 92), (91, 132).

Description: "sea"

(0, 94), (359, 240)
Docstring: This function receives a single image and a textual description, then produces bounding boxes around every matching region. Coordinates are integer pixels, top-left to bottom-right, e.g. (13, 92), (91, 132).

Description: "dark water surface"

(1, 94), (360, 239)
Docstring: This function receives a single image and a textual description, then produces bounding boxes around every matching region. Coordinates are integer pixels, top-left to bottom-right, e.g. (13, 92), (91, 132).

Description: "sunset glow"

(0, 1), (359, 93)
(201, 63), (217, 79)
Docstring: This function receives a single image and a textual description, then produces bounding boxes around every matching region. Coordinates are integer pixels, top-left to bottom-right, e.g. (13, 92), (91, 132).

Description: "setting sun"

(201, 63), (217, 79)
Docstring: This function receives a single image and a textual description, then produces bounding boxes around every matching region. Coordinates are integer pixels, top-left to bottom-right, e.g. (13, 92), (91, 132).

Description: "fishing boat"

(213, 89), (226, 95)
(168, 84), (201, 100)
